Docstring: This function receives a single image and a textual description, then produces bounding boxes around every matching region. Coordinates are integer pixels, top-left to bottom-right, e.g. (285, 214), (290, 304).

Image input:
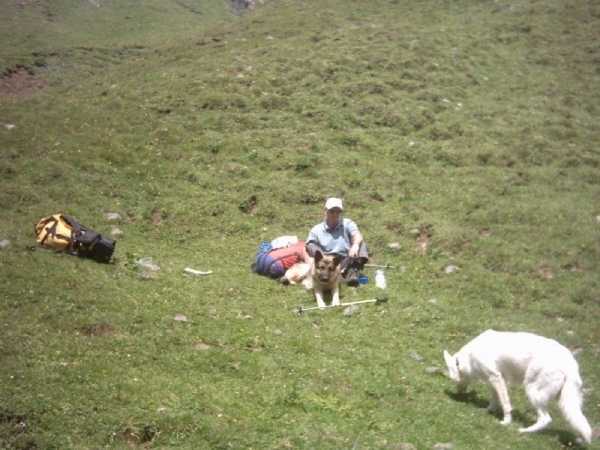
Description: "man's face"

(325, 208), (342, 227)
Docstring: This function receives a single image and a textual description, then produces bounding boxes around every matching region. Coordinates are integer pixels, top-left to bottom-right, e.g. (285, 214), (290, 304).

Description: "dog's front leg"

(331, 287), (340, 307)
(489, 373), (512, 425)
(314, 290), (327, 309)
(486, 389), (500, 413)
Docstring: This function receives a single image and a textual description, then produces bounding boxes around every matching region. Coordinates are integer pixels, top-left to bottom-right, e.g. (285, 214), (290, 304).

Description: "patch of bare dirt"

(77, 322), (115, 337)
(411, 223), (433, 253)
(151, 210), (164, 227)
(15, 0), (54, 19)
(0, 68), (46, 100)
(228, 0), (256, 12)
(538, 265), (554, 279)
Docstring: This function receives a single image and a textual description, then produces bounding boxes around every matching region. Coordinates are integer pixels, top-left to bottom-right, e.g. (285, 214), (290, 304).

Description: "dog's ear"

(333, 255), (343, 267)
(443, 350), (455, 369)
(314, 250), (323, 263)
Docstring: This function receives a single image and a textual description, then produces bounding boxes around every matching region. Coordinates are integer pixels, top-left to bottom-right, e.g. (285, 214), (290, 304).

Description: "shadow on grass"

(444, 389), (587, 447)
(445, 388), (532, 424)
(445, 388), (488, 410)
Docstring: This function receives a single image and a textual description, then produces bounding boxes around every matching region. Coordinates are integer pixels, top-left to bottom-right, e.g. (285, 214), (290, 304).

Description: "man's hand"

(349, 242), (360, 258)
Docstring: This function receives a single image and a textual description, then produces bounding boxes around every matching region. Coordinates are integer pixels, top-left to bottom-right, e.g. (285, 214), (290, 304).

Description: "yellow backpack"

(35, 214), (115, 263)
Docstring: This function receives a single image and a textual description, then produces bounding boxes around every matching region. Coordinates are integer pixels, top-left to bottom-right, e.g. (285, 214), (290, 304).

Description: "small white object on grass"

(375, 270), (386, 289)
(184, 268), (213, 275)
(445, 265), (459, 274)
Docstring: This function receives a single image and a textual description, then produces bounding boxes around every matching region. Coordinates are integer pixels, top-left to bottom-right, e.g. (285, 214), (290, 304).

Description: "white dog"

(444, 329), (592, 443)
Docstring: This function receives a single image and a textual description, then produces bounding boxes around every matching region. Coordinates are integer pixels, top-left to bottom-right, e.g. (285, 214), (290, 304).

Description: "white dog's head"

(443, 350), (469, 393)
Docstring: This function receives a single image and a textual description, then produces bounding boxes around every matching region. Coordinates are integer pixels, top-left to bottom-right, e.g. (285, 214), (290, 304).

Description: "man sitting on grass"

(306, 198), (369, 287)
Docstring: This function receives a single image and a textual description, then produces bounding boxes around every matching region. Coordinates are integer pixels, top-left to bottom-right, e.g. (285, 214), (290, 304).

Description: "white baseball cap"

(325, 198), (343, 210)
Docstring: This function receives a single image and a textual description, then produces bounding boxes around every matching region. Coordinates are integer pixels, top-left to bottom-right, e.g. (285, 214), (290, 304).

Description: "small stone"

(391, 444), (416, 450)
(111, 228), (122, 236)
(410, 351), (423, 362)
(105, 212), (122, 220)
(343, 305), (359, 316)
(174, 314), (187, 322)
(426, 366), (440, 373)
(434, 444), (454, 450)
(388, 242), (401, 250)
(0, 239), (11, 249)
(193, 342), (210, 351)
(274, 329), (282, 336)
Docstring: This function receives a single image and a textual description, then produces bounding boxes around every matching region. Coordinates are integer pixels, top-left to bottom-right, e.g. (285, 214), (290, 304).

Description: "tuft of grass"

(1, 0), (600, 448)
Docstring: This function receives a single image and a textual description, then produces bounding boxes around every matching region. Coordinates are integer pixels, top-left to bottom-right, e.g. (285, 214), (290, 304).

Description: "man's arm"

(349, 230), (363, 258)
(306, 227), (321, 258)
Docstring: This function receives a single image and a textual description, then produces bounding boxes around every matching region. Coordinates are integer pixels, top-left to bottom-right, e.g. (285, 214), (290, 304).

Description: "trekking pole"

(364, 263), (394, 269)
(297, 297), (388, 314)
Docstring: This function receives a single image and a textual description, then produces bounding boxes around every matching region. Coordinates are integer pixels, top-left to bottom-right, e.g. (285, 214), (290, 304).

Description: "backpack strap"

(36, 216), (58, 246)
(36, 215), (77, 252)
(57, 215), (79, 252)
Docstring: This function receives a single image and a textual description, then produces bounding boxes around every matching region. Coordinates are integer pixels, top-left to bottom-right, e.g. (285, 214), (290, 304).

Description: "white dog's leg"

(519, 379), (556, 433)
(519, 410), (552, 433)
(486, 389), (500, 413)
(489, 373), (512, 425)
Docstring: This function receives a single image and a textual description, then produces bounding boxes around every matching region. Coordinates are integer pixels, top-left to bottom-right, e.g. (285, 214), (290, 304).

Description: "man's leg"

(305, 242), (324, 258)
(357, 241), (369, 263)
(342, 242), (369, 287)
(344, 242), (369, 269)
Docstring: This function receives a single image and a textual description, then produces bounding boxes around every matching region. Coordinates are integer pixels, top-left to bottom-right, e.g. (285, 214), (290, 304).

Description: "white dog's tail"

(559, 369), (592, 443)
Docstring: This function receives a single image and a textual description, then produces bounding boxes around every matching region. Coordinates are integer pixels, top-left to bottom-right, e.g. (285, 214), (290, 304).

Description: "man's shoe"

(346, 270), (360, 287)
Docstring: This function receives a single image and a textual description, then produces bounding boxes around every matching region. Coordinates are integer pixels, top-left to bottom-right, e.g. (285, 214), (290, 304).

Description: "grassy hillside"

(1, 0), (599, 448)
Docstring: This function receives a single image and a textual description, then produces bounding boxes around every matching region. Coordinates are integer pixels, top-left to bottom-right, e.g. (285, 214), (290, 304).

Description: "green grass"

(1, 0), (599, 448)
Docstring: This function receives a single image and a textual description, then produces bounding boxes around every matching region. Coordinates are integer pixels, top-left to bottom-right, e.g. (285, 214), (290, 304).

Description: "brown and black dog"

(281, 250), (343, 308)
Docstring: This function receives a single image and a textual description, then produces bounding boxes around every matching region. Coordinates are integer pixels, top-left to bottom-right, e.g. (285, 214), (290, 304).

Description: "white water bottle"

(375, 270), (387, 289)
